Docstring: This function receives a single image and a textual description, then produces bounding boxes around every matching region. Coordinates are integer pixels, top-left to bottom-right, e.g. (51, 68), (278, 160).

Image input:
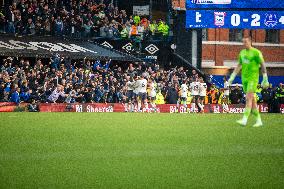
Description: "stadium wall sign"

(0, 37), (138, 61)
(0, 40), (97, 53)
(1, 103), (284, 113)
(95, 38), (164, 62)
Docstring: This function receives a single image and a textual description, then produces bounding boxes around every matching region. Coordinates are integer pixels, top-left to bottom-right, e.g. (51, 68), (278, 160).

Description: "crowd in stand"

(0, 56), (195, 105)
(0, 0), (170, 40)
(1, 56), (284, 112)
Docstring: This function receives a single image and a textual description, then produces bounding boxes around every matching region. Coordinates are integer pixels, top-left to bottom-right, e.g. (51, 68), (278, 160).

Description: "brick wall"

(202, 67), (284, 76)
(202, 44), (284, 66)
(203, 29), (284, 66)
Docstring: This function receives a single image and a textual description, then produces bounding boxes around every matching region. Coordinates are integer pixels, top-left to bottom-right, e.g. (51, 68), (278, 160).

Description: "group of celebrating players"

(125, 36), (269, 127)
(124, 74), (208, 113)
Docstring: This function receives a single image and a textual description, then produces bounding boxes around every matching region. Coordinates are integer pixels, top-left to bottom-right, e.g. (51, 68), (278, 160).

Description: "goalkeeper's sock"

(243, 107), (251, 121)
(236, 107), (250, 126)
(252, 108), (261, 121)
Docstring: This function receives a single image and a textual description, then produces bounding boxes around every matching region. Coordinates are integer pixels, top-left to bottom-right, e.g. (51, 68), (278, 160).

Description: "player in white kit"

(198, 77), (207, 113)
(190, 77), (200, 113)
(132, 76), (140, 111)
(136, 75), (148, 111)
(223, 77), (230, 112)
(125, 76), (135, 112)
(148, 78), (157, 111)
(179, 80), (189, 111)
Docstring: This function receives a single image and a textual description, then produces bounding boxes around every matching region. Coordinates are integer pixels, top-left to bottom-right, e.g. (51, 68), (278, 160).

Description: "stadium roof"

(0, 36), (141, 62)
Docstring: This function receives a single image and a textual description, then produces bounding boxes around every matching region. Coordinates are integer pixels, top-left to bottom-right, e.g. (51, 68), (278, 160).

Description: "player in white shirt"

(125, 76), (135, 112)
(132, 76), (140, 111)
(148, 78), (157, 111)
(179, 80), (189, 111)
(198, 78), (207, 113)
(135, 75), (148, 111)
(223, 77), (230, 113)
(190, 77), (200, 113)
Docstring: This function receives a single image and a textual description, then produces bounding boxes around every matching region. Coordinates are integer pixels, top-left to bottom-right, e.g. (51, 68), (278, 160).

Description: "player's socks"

(191, 103), (195, 113)
(129, 104), (132, 112)
(130, 104), (134, 112)
(253, 119), (263, 127)
(251, 108), (261, 121)
(151, 103), (156, 112)
(252, 109), (263, 127)
(125, 103), (129, 112)
(222, 103), (229, 113)
(243, 107), (251, 119)
(237, 108), (251, 126)
(198, 103), (202, 109)
(222, 103), (226, 112)
(183, 101), (187, 109)
(176, 101), (180, 109)
(225, 104), (229, 112)
(145, 103), (148, 109)
(137, 102), (141, 112)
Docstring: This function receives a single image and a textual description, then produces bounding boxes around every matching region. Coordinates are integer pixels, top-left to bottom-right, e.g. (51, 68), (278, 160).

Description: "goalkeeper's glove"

(228, 72), (237, 86)
(261, 73), (269, 89)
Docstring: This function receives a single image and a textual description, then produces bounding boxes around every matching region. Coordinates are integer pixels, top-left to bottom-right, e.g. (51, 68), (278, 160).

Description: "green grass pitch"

(0, 113), (284, 189)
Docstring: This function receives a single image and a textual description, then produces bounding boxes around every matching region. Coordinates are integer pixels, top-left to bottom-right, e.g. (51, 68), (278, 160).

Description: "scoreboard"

(186, 0), (284, 9)
(185, 0), (284, 29)
(186, 11), (284, 29)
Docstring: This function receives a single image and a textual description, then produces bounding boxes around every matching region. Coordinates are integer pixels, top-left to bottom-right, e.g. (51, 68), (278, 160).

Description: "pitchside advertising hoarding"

(1, 102), (284, 113)
(186, 0), (284, 9)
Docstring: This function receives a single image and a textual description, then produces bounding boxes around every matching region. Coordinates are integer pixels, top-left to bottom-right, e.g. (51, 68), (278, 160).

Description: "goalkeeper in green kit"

(228, 37), (269, 127)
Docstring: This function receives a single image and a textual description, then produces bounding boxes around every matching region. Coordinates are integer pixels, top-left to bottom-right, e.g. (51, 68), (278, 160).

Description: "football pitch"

(0, 113), (283, 189)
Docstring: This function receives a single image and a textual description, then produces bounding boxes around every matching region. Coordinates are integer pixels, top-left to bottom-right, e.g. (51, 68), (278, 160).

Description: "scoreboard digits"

(231, 14), (260, 27)
(186, 11), (284, 29)
(186, 0), (284, 9)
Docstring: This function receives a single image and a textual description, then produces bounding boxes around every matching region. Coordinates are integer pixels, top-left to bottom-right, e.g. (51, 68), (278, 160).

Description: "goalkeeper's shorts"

(242, 80), (258, 94)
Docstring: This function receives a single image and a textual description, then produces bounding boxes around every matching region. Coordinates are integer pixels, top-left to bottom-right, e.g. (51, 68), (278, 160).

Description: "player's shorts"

(133, 92), (138, 100)
(126, 90), (134, 102)
(180, 97), (187, 102)
(138, 92), (147, 101)
(243, 80), (258, 93)
(199, 96), (205, 101)
(150, 96), (156, 101)
(191, 95), (199, 102)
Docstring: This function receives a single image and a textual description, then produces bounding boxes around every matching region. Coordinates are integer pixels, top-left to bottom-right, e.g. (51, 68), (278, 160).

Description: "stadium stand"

(1, 56), (283, 108)
(0, 1), (283, 113)
(0, 0), (169, 40)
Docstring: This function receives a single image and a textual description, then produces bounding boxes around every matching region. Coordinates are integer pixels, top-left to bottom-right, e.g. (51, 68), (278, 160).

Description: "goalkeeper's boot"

(236, 117), (248, 126)
(253, 119), (263, 127)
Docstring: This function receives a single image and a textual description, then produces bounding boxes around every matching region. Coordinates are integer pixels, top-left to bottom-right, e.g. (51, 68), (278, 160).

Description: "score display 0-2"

(186, 10), (284, 29)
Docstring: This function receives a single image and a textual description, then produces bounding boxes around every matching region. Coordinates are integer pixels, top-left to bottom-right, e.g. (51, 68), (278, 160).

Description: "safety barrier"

(1, 102), (283, 113)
